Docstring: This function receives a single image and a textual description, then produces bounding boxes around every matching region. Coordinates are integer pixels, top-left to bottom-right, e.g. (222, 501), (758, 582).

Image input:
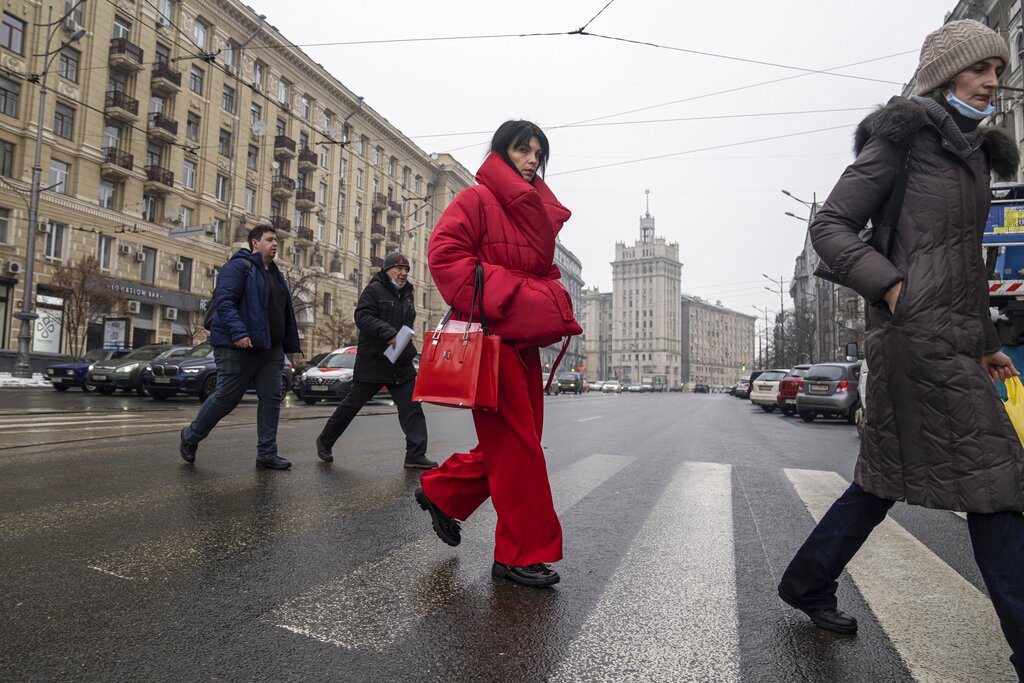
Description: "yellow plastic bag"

(1004, 376), (1024, 447)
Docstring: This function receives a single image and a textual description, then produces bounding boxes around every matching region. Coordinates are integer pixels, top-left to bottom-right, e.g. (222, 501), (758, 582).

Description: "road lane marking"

(270, 453), (634, 651)
(551, 461), (739, 683)
(87, 565), (133, 581)
(0, 420), (186, 434)
(576, 416), (603, 423)
(785, 468), (1015, 683)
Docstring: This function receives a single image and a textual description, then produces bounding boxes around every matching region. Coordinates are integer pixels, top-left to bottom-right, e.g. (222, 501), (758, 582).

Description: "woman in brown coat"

(777, 20), (1024, 678)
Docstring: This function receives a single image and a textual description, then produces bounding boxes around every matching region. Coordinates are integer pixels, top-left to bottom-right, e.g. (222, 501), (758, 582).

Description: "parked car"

(626, 383), (644, 393)
(555, 372), (585, 394)
(292, 351), (332, 377)
(796, 362), (863, 424)
(293, 346), (357, 404)
(601, 380), (623, 394)
(693, 383), (710, 394)
(749, 369), (790, 412)
(143, 342), (293, 401)
(87, 344), (191, 395)
(591, 380), (605, 391)
(777, 364), (813, 417)
(734, 379), (751, 399)
(45, 348), (131, 392)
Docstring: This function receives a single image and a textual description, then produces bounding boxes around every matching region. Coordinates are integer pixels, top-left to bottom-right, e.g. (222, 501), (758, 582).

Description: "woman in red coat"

(415, 120), (582, 588)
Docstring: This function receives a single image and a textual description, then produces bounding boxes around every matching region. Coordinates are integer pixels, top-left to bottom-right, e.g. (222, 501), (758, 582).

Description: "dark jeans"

(183, 344), (284, 459)
(779, 482), (1024, 679)
(318, 377), (427, 461)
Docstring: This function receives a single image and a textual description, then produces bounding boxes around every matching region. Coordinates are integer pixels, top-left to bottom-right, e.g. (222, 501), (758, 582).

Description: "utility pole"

(753, 306), (771, 367)
(12, 4), (86, 377)
(763, 273), (787, 366)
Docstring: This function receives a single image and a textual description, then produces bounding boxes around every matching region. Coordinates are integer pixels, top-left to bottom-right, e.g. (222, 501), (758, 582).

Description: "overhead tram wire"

(575, 0), (618, 34)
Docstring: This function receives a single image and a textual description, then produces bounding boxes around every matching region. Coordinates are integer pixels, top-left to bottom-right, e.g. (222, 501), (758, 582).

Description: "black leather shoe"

(779, 589), (858, 634)
(256, 455), (292, 470)
(404, 456), (438, 470)
(414, 488), (460, 546)
(315, 436), (333, 463)
(491, 562), (560, 588)
(179, 428), (197, 464)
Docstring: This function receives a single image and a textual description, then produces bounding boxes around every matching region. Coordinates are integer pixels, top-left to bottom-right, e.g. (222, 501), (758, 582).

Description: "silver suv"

(796, 362), (863, 424)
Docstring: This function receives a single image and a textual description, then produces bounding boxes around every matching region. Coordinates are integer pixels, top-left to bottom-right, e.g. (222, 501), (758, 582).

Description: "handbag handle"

(433, 262), (489, 343)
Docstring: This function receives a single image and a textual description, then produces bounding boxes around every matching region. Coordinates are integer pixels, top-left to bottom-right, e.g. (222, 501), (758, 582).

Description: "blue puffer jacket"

(209, 249), (301, 354)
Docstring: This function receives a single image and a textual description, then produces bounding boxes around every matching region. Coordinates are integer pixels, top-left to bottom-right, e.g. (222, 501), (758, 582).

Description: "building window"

(192, 19), (208, 50)
(323, 292), (333, 316)
(57, 47), (79, 82)
(244, 186), (256, 213)
(316, 216), (324, 241)
(335, 225), (342, 247)
(113, 16), (131, 40)
(337, 189), (345, 215)
(97, 234), (114, 271)
(99, 179), (116, 209)
(300, 94), (311, 119)
(371, 147), (380, 167)
(158, 0), (174, 23)
(0, 77), (19, 117)
(140, 246), (157, 283)
(178, 256), (193, 291)
(182, 159), (196, 190)
(358, 135), (368, 156)
(253, 60), (265, 88)
(320, 146), (329, 169)
(354, 201), (363, 225)
(247, 145), (258, 171)
(186, 113), (200, 141)
(2, 13), (25, 54)
(0, 207), (8, 243)
(215, 174), (228, 202)
(250, 102), (262, 127)
(155, 43), (170, 65)
(388, 156), (396, 177)
(53, 103), (74, 139)
(44, 222), (66, 260)
(179, 206), (193, 229)
(189, 66), (204, 95)
(48, 159), (70, 194)
(223, 41), (238, 70)
(222, 85), (235, 113)
(213, 217), (226, 244)
(319, 182), (327, 205)
(355, 168), (364, 190)
(142, 194), (158, 222)
(278, 78), (289, 105)
(218, 129), (231, 156)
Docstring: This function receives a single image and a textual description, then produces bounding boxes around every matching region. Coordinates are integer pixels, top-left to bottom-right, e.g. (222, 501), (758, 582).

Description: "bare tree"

(178, 309), (208, 346)
(279, 264), (327, 326)
(318, 313), (357, 350)
(50, 256), (127, 358)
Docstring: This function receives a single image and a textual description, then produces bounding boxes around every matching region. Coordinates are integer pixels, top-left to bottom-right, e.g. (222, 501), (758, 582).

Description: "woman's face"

(506, 136), (543, 182)
(950, 57), (1004, 109)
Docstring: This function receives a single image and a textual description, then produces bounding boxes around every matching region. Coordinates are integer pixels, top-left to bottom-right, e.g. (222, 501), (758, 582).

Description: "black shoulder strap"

(870, 137), (914, 259)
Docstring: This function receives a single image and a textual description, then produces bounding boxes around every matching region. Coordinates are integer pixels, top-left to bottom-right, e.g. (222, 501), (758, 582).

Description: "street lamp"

(781, 189), (814, 208)
(784, 211), (808, 222)
(12, 1), (87, 378)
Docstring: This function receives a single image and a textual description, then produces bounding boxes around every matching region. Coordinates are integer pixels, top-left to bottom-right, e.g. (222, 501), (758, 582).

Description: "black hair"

(247, 223), (276, 250)
(490, 120), (550, 178)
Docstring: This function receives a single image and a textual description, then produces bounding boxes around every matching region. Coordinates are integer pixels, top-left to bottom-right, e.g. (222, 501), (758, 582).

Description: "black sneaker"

(491, 562), (560, 588)
(179, 428), (197, 463)
(778, 588), (858, 634)
(315, 436), (333, 462)
(256, 455), (292, 470)
(414, 488), (460, 546)
(404, 456), (438, 470)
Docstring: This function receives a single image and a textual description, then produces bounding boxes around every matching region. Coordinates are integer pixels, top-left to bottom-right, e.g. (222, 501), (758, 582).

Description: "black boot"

(315, 436), (333, 462)
(179, 428), (197, 463)
(256, 455), (292, 470)
(779, 589), (858, 634)
(404, 456), (438, 470)
(492, 562), (560, 588)
(414, 488), (460, 546)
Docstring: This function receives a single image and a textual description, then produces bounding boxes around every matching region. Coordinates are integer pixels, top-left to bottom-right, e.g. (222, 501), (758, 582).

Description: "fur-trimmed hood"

(854, 96), (1019, 180)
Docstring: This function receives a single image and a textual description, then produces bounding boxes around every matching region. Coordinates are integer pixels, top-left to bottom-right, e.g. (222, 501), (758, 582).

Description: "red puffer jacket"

(428, 152), (583, 347)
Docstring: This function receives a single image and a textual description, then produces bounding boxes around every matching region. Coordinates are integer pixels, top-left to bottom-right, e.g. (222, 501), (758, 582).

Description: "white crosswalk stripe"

(785, 468), (1016, 683)
(551, 461), (739, 683)
(271, 453), (633, 651)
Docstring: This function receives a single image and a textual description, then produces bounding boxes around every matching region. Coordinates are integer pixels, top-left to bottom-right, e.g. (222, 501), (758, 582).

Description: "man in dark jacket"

(179, 223), (300, 469)
(315, 252), (435, 469)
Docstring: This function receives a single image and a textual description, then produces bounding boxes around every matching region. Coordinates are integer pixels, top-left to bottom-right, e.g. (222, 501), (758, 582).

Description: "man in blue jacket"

(179, 223), (301, 469)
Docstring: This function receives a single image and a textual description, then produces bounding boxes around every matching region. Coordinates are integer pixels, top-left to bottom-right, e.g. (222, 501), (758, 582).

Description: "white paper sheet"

(384, 325), (414, 364)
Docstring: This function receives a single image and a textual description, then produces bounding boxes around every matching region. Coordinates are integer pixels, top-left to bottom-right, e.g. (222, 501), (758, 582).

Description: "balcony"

(109, 38), (144, 72)
(388, 200), (402, 217)
(150, 62), (182, 95)
(144, 165), (174, 193)
(295, 226), (314, 246)
(269, 216), (292, 233)
(274, 134), (296, 159)
(104, 90), (139, 123)
(271, 176), (295, 198)
(370, 256), (384, 269)
(100, 147), (133, 180)
(295, 187), (317, 210)
(297, 147), (318, 171)
(370, 223), (386, 241)
(386, 231), (401, 249)
(372, 192), (388, 209)
(147, 112), (179, 143)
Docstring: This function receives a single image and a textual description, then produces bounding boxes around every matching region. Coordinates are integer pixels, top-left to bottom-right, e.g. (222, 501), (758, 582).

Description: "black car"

(87, 344), (191, 395)
(45, 348), (131, 392)
(292, 351), (332, 377)
(143, 342), (293, 401)
(555, 372), (584, 394)
(693, 383), (710, 394)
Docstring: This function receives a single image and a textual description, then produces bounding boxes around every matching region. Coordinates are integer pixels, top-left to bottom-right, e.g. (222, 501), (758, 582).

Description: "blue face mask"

(946, 91), (995, 120)
(390, 279), (405, 289)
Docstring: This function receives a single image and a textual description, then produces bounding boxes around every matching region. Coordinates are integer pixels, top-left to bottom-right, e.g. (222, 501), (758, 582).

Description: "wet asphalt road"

(0, 388), (1017, 681)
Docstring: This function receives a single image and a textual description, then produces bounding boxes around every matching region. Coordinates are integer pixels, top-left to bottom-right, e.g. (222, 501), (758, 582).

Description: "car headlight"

(339, 370), (353, 380)
(46, 368), (55, 375)
(301, 371), (309, 379)
(116, 363), (139, 373)
(183, 367), (202, 374)
(87, 363), (95, 372)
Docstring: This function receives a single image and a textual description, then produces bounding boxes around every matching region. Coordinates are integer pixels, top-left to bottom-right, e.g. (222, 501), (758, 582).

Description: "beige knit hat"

(915, 19), (1009, 94)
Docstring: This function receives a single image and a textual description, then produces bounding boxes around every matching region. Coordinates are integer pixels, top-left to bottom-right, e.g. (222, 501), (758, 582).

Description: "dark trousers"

(318, 377), (427, 461)
(779, 482), (1024, 679)
(183, 345), (284, 459)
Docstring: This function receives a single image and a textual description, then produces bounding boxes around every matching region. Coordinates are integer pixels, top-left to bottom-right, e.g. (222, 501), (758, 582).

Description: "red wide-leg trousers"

(420, 343), (563, 566)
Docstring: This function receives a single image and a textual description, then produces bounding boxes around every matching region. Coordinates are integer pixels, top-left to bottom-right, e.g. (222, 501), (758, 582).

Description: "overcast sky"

(252, 0), (954, 319)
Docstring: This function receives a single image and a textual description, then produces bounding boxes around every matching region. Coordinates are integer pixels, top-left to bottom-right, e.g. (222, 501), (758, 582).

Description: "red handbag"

(413, 263), (501, 410)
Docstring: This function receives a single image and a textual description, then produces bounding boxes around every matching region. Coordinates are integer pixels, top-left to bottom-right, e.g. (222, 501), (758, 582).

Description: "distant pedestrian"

(314, 252), (436, 470)
(414, 120), (582, 588)
(179, 223), (300, 470)
(777, 20), (1024, 678)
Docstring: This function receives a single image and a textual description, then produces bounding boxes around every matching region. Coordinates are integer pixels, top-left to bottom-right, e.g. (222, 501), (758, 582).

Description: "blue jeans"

(779, 482), (1024, 679)
(183, 344), (284, 459)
